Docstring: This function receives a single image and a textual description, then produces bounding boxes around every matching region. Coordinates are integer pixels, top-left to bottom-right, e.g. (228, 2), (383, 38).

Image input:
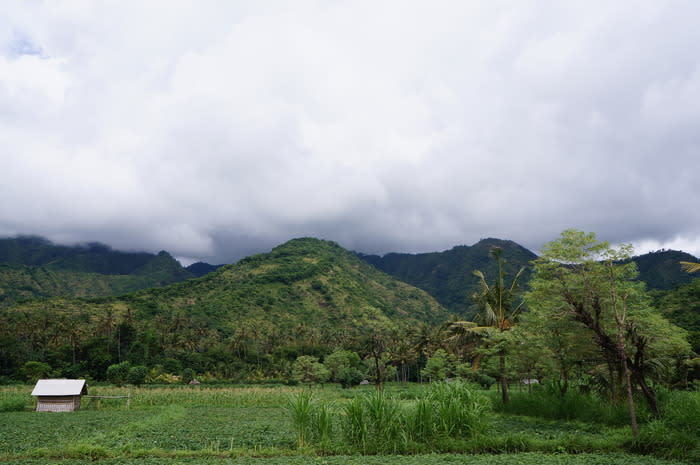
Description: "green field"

(0, 384), (694, 465)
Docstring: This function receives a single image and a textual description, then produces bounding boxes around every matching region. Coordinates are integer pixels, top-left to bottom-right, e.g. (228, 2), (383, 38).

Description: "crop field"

(0, 384), (695, 465)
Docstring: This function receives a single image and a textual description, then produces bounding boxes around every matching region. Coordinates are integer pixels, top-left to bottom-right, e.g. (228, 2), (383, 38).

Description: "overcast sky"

(1, 1), (699, 264)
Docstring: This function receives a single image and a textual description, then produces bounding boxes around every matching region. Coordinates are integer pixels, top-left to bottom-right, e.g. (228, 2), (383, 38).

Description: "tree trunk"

(560, 365), (569, 396)
(621, 356), (638, 436)
(499, 351), (509, 404)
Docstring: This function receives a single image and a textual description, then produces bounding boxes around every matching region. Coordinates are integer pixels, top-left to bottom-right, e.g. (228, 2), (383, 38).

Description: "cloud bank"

(1, 1), (699, 262)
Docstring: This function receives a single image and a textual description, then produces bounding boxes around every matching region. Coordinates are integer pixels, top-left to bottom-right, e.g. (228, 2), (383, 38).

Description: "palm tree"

(448, 247), (525, 404)
(680, 261), (700, 273)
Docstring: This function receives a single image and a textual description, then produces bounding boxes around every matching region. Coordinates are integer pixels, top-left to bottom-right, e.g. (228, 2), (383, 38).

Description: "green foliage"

(127, 365), (148, 386)
(457, 367), (496, 389)
(324, 350), (362, 381)
(106, 361), (131, 386)
(421, 349), (456, 382)
(494, 384), (634, 425)
(286, 381), (491, 454)
(336, 367), (365, 389)
(360, 238), (537, 316)
(0, 237), (448, 382)
(653, 277), (700, 353)
(421, 380), (491, 438)
(631, 250), (697, 290)
(1, 384), (697, 463)
(0, 237), (196, 308)
(291, 356), (330, 385)
(625, 391), (700, 463)
(181, 368), (195, 384)
(20, 361), (52, 383)
(0, 397), (28, 412)
(526, 229), (691, 428)
(287, 391), (314, 448)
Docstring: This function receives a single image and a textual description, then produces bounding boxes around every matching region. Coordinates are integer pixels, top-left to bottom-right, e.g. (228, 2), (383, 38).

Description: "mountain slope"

(186, 262), (225, 277)
(359, 238), (537, 316)
(0, 238), (449, 379)
(630, 249), (698, 290)
(0, 236), (194, 306)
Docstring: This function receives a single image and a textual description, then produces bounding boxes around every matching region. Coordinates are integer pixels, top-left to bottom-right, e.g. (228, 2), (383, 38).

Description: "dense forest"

(0, 231), (697, 401)
(0, 238), (448, 384)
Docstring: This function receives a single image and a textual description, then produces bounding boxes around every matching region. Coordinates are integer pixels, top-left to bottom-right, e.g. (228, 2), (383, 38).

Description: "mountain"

(651, 277), (700, 352)
(359, 238), (537, 317)
(630, 249), (698, 290)
(0, 236), (195, 306)
(186, 261), (225, 277)
(0, 238), (449, 380)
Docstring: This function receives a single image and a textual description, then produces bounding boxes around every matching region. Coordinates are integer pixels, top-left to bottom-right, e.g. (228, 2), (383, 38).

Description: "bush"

(127, 365), (148, 386)
(291, 356), (330, 384)
(181, 368), (195, 384)
(337, 367), (365, 388)
(0, 398), (27, 412)
(105, 361), (131, 387)
(20, 361), (52, 383)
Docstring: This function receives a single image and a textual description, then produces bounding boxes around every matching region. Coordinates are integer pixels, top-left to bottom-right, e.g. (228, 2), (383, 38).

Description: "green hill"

(651, 276), (700, 352)
(630, 249), (698, 290)
(0, 236), (194, 306)
(359, 241), (699, 315)
(359, 238), (537, 316)
(0, 238), (449, 380)
(185, 261), (224, 277)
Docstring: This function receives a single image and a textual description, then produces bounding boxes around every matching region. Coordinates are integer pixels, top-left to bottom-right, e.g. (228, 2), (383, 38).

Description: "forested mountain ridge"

(359, 240), (699, 315)
(629, 249), (698, 290)
(358, 238), (538, 317)
(0, 236), (195, 307)
(185, 261), (224, 277)
(0, 238), (449, 380)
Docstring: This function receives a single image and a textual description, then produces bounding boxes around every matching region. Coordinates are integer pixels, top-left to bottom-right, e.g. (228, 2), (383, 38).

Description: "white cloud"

(0, 1), (698, 262)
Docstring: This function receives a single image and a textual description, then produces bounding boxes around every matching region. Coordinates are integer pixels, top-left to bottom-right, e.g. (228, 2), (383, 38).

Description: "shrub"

(291, 356), (330, 385)
(0, 398), (27, 412)
(20, 361), (52, 383)
(127, 365), (148, 386)
(105, 361), (131, 387)
(337, 367), (365, 388)
(181, 368), (195, 384)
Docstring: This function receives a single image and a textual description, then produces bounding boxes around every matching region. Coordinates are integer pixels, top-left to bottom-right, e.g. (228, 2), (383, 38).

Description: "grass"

(0, 453), (692, 465)
(0, 383), (698, 464)
(492, 383), (637, 425)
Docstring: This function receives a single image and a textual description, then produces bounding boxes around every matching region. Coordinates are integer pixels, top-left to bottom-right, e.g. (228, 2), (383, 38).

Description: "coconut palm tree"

(448, 247), (525, 404)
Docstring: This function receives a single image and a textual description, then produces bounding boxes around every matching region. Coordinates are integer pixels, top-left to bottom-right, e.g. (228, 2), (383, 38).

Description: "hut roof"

(32, 379), (87, 396)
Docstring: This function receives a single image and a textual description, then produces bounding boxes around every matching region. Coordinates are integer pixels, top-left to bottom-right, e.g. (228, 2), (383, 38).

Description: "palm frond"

(680, 261), (700, 273)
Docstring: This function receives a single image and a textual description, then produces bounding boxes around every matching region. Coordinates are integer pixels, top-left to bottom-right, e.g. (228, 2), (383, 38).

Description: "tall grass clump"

(494, 383), (632, 425)
(349, 389), (404, 453)
(288, 391), (314, 448)
(286, 381), (492, 453)
(0, 388), (31, 412)
(625, 390), (700, 461)
(427, 381), (490, 438)
(288, 390), (336, 449)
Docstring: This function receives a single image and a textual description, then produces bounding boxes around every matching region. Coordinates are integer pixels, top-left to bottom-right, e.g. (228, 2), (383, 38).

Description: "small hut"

(31, 379), (88, 412)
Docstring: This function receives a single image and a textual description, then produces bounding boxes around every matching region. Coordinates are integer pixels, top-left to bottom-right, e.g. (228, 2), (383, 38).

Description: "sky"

(1, 1), (699, 265)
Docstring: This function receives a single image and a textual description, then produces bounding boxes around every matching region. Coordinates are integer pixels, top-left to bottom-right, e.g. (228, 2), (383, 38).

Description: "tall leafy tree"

(528, 229), (691, 435)
(449, 247), (525, 404)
